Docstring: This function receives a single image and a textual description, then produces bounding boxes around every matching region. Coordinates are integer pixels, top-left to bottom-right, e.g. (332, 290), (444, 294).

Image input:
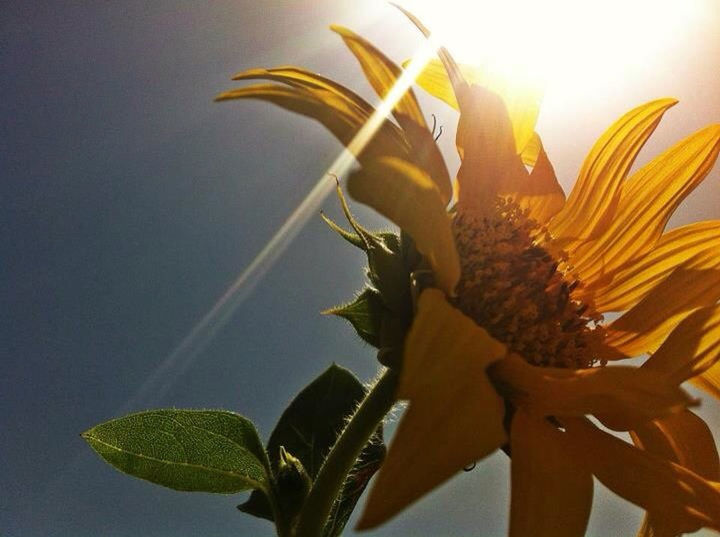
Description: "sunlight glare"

(400, 0), (702, 97)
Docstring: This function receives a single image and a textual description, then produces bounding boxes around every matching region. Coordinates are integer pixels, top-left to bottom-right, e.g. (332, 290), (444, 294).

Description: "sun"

(398, 0), (703, 99)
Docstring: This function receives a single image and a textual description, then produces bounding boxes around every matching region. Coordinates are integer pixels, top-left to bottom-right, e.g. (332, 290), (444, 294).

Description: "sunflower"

(217, 12), (720, 537)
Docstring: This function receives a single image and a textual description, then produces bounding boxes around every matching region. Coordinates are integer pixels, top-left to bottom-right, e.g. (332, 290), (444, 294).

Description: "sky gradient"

(3, 2), (720, 536)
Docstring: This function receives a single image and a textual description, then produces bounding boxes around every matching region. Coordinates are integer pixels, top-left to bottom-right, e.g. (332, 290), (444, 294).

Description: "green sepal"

(399, 230), (422, 270)
(376, 311), (410, 368)
(365, 233), (412, 315)
(333, 177), (373, 250)
(238, 364), (385, 537)
(323, 288), (387, 347)
(82, 409), (271, 494)
(320, 212), (365, 250)
(328, 182), (416, 316)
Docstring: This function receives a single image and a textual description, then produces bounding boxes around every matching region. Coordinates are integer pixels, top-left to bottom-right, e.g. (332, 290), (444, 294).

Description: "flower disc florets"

(452, 199), (604, 369)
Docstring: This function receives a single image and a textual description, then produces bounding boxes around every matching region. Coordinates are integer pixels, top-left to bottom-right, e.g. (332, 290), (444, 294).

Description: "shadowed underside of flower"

(218, 11), (720, 537)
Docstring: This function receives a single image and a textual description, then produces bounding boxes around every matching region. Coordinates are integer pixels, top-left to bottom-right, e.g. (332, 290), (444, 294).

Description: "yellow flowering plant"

(84, 8), (720, 537)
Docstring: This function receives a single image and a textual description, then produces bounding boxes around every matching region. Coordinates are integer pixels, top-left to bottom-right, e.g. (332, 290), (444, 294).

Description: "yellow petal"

(509, 411), (593, 537)
(692, 361), (720, 400)
(571, 123), (720, 284)
(347, 157), (460, 296)
(633, 414), (720, 537)
(358, 289), (507, 529)
(455, 85), (529, 214)
(602, 249), (720, 358)
(632, 410), (719, 481)
(589, 220), (720, 312)
(402, 57), (458, 109)
(330, 25), (427, 128)
(549, 98), (677, 248)
(635, 517), (674, 537)
(408, 58), (542, 155)
(297, 28), (451, 202)
(215, 82), (408, 164)
(632, 411), (719, 537)
(395, 115), (453, 205)
(641, 301), (720, 401)
(490, 353), (693, 430)
(230, 65), (374, 116)
(565, 418), (720, 535)
(643, 303), (720, 383)
(503, 134), (565, 225)
(520, 131), (542, 166)
(393, 5), (467, 100)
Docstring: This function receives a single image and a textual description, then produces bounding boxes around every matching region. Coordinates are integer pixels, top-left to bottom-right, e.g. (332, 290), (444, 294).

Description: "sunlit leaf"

(83, 409), (269, 494)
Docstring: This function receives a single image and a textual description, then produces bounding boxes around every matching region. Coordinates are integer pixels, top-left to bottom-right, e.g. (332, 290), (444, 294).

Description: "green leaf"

(239, 364), (385, 537)
(270, 365), (367, 478)
(82, 409), (270, 494)
(324, 288), (387, 347)
(238, 483), (275, 521)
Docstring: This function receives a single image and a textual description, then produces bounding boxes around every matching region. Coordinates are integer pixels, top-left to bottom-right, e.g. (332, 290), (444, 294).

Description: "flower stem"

(293, 368), (398, 537)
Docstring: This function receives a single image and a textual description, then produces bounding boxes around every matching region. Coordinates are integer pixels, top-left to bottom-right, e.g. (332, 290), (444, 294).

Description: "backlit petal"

(642, 301), (720, 402)
(565, 418), (720, 535)
(393, 6), (467, 100)
(692, 361), (720, 400)
(503, 134), (565, 224)
(395, 115), (453, 204)
(347, 157), (460, 296)
(509, 411), (592, 537)
(403, 57), (457, 109)
(520, 131), (542, 166)
(571, 124), (720, 284)
(408, 58), (542, 155)
(275, 34), (450, 202)
(632, 410), (720, 537)
(490, 354), (693, 430)
(602, 249), (720, 358)
(550, 98), (677, 247)
(330, 25), (427, 128)
(455, 85), (529, 214)
(635, 517), (675, 537)
(358, 289), (506, 529)
(589, 221), (720, 312)
(643, 303), (720, 383)
(215, 82), (408, 164)
(230, 65), (374, 116)
(632, 411), (719, 480)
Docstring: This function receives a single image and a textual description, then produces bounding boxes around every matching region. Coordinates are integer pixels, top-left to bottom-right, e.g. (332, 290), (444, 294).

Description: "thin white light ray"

(120, 41), (436, 412)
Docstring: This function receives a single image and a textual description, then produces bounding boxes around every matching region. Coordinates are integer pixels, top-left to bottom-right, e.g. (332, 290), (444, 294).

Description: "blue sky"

(2, 2), (720, 536)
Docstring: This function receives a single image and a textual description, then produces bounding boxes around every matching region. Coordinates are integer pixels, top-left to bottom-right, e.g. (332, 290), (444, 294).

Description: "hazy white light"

(400, 0), (702, 96)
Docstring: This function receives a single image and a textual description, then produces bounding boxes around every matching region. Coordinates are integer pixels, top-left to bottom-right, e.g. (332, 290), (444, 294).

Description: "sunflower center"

(452, 200), (603, 369)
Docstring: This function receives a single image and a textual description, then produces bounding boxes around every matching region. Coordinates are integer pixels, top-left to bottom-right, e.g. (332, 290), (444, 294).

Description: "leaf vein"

(85, 435), (265, 490)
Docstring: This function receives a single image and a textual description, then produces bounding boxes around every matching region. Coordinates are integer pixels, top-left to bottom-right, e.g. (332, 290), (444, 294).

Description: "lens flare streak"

(120, 40), (436, 410)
